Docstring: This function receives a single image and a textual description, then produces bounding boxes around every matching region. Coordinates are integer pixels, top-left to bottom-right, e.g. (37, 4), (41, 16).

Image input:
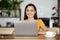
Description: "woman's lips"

(28, 14), (33, 16)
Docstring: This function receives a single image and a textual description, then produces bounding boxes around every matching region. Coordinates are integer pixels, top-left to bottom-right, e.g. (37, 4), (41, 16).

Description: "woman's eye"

(31, 10), (34, 12)
(26, 9), (29, 12)
(26, 9), (34, 12)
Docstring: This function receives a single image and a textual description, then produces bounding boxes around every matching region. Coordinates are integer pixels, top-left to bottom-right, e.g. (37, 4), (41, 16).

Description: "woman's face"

(26, 6), (36, 18)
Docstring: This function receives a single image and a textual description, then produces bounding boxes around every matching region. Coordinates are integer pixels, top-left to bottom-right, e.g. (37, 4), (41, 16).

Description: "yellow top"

(22, 19), (45, 32)
(36, 19), (45, 32)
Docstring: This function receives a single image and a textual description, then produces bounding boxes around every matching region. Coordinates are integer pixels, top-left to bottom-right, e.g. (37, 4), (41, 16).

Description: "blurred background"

(0, 0), (58, 28)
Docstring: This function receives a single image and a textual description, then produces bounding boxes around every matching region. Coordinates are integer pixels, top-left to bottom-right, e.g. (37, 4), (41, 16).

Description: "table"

(14, 34), (60, 40)
(0, 35), (60, 40)
(0, 27), (60, 39)
(0, 28), (14, 39)
(0, 34), (14, 39)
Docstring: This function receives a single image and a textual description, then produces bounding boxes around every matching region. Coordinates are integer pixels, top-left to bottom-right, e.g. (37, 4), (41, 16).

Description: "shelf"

(0, 27), (14, 28)
(0, 17), (20, 18)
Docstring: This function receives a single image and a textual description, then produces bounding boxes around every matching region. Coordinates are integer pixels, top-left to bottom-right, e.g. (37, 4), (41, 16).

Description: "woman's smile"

(27, 13), (33, 16)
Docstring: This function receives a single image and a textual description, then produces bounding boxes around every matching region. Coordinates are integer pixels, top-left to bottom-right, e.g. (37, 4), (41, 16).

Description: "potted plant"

(0, 0), (12, 10)
(12, 0), (23, 10)
(0, 0), (23, 17)
(12, 0), (23, 17)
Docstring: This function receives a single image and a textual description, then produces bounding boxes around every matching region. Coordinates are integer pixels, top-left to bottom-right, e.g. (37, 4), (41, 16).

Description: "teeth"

(28, 14), (32, 15)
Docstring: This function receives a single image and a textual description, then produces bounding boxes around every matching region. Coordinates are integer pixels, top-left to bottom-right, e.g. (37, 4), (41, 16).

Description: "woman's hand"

(38, 31), (46, 35)
(38, 26), (49, 35)
(41, 26), (49, 31)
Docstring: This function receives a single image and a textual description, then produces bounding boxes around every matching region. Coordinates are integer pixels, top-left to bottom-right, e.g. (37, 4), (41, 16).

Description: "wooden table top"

(0, 28), (14, 34)
(0, 34), (60, 40)
(14, 34), (60, 40)
(0, 28), (60, 40)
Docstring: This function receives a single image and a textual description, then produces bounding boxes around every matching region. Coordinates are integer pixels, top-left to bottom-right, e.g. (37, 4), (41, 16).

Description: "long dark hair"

(24, 3), (37, 20)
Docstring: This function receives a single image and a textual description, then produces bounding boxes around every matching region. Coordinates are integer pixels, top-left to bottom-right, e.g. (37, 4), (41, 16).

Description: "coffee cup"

(45, 31), (56, 37)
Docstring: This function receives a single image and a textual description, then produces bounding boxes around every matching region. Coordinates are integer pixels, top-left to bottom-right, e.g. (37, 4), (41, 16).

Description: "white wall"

(20, 0), (58, 20)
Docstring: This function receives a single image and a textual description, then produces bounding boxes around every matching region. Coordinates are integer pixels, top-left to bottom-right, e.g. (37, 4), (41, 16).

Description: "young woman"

(23, 3), (49, 34)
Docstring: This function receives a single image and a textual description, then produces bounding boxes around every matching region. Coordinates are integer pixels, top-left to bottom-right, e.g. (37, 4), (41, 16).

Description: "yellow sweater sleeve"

(37, 19), (45, 32)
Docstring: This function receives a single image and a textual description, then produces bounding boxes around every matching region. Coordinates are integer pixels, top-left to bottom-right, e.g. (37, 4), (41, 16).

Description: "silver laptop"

(14, 21), (38, 36)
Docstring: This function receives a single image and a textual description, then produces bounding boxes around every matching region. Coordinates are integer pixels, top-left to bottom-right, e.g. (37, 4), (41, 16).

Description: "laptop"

(14, 21), (38, 36)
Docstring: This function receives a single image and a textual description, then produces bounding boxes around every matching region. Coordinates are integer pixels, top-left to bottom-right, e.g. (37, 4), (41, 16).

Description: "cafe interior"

(0, 0), (60, 40)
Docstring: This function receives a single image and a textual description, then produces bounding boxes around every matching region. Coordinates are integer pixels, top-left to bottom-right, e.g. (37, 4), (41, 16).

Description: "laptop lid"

(14, 21), (38, 36)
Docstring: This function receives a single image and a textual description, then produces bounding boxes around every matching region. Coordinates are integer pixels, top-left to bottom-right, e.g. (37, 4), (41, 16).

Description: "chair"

(39, 18), (50, 27)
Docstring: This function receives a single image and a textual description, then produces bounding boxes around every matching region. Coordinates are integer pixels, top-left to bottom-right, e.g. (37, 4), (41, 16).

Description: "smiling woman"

(24, 4), (37, 20)
(22, 3), (49, 34)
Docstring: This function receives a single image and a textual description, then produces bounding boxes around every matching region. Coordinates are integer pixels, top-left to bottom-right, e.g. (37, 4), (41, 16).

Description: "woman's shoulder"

(36, 19), (43, 21)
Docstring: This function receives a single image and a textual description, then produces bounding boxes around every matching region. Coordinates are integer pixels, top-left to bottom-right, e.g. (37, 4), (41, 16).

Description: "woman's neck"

(28, 17), (34, 20)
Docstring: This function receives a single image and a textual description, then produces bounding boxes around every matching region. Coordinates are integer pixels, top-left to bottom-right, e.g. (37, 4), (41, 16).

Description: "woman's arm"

(38, 26), (49, 35)
(41, 26), (49, 31)
(38, 19), (50, 34)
